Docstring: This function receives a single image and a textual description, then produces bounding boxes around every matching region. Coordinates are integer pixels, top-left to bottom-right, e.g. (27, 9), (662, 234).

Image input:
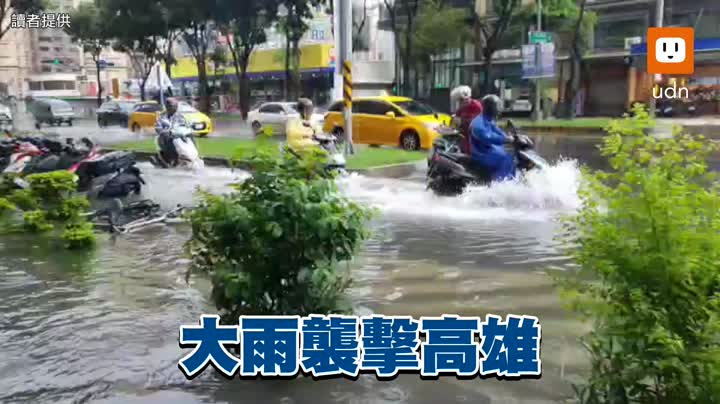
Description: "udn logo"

(646, 27), (694, 99)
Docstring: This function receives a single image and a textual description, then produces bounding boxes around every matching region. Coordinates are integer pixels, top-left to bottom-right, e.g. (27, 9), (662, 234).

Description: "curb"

(518, 126), (606, 135)
(112, 150), (424, 178)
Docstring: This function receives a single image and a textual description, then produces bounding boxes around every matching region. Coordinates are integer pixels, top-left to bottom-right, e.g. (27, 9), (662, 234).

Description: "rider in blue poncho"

(469, 94), (516, 182)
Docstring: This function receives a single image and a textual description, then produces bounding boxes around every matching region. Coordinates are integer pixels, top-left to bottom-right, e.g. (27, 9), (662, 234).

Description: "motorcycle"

(426, 120), (549, 196)
(150, 121), (204, 170)
(2, 136), (144, 198)
(312, 132), (347, 173)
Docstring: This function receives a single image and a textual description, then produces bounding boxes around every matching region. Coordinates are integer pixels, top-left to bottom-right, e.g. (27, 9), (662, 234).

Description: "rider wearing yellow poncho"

(285, 98), (323, 153)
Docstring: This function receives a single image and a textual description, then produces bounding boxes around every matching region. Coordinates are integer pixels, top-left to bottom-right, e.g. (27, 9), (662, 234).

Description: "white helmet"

(451, 85), (472, 103)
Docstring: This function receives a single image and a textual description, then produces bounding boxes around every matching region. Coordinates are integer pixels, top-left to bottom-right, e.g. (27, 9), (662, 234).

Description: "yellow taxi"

(322, 96), (452, 150)
(127, 101), (213, 136)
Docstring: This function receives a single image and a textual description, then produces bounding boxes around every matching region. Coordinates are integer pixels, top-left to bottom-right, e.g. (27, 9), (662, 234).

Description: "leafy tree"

(173, 0), (216, 113)
(66, 2), (109, 107)
(0, 0), (43, 41)
(352, 0), (368, 51)
(412, 0), (470, 91)
(557, 104), (720, 402)
(277, 0), (322, 100)
(100, 0), (167, 100)
(382, 0), (422, 97)
(518, 0), (596, 118)
(216, 0), (279, 120)
(474, 0), (521, 94)
(209, 44), (228, 89)
(186, 147), (374, 320)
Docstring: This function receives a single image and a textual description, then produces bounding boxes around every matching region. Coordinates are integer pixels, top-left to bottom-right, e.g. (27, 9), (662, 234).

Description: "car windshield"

(393, 100), (435, 116)
(118, 102), (135, 111)
(177, 103), (198, 113)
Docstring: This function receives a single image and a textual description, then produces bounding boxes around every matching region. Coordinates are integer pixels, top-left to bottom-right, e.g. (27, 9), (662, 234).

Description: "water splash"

(338, 158), (582, 222)
(136, 162), (248, 207)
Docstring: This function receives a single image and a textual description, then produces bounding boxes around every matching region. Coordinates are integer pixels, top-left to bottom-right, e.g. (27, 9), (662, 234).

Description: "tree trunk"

(197, 57), (209, 113)
(291, 40), (301, 99)
(95, 57), (102, 107)
(284, 33), (290, 99)
(561, 0), (588, 119)
(165, 55), (173, 79)
(240, 67), (249, 121)
(482, 49), (493, 95)
(226, 33), (245, 118)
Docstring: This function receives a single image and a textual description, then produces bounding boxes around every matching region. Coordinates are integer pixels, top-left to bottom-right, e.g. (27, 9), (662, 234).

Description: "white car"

(247, 102), (324, 136)
(506, 97), (533, 115)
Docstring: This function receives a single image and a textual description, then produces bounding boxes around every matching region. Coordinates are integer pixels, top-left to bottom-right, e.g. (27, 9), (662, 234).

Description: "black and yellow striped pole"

(342, 60), (354, 154)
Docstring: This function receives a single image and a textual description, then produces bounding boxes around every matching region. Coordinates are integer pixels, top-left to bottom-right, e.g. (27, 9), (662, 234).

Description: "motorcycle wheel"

(427, 177), (467, 197)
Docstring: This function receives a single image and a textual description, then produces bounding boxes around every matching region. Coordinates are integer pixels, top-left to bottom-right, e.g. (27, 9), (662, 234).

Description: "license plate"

(193, 123), (205, 130)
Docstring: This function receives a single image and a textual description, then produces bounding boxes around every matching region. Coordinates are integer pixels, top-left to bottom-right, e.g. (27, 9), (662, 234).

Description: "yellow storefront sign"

(170, 43), (334, 79)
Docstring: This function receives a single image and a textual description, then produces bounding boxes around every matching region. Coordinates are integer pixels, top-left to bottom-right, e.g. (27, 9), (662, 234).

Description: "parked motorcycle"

(2, 136), (144, 198)
(426, 120), (549, 196)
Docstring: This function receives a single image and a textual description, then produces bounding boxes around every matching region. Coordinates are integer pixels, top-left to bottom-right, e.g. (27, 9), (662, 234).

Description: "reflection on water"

(0, 136), (597, 404)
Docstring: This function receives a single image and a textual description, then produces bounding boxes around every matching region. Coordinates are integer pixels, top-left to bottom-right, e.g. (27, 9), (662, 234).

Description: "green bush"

(186, 147), (374, 321)
(557, 104), (720, 403)
(62, 222), (96, 250)
(0, 171), (96, 249)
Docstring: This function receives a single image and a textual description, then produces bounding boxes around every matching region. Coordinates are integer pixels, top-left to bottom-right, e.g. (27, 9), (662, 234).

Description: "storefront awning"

(630, 38), (720, 56)
(171, 67), (334, 83)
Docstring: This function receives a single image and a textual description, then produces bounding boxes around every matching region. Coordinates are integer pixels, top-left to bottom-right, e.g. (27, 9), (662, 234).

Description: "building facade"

(0, 0), (132, 99)
(422, 0), (720, 116)
(169, 0), (396, 108)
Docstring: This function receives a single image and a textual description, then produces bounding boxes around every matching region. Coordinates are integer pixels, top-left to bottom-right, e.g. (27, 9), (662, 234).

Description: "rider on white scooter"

(152, 98), (203, 169)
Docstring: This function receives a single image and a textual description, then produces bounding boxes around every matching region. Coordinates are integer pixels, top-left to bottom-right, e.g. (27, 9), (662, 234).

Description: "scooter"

(313, 133), (347, 173)
(426, 120), (549, 197)
(3, 137), (144, 198)
(150, 122), (204, 170)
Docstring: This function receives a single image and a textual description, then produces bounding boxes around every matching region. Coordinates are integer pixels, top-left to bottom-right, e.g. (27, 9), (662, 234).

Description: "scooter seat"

(441, 151), (473, 166)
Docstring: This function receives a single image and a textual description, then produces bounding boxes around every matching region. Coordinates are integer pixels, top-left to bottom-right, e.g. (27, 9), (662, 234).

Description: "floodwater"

(1, 135), (602, 404)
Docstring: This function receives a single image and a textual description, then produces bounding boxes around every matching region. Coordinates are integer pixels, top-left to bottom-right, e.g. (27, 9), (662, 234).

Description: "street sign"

(98, 60), (115, 69)
(522, 42), (556, 79)
(529, 31), (553, 44)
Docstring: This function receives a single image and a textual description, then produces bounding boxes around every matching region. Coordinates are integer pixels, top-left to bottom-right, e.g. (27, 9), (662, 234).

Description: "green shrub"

(0, 171), (95, 249)
(186, 147), (374, 321)
(22, 210), (53, 233)
(557, 104), (720, 403)
(62, 222), (96, 249)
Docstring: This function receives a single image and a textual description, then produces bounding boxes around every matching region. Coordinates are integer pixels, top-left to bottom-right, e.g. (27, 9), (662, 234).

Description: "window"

(38, 36), (52, 42)
(393, 100), (434, 116)
(594, 13), (648, 49)
(328, 101), (343, 112)
(355, 100), (395, 115)
(100, 102), (118, 111)
(39, 46), (49, 51)
(41, 66), (52, 73)
(43, 81), (66, 90)
(134, 103), (160, 113)
(177, 102), (198, 113)
(259, 104), (283, 113)
(29, 81), (42, 90)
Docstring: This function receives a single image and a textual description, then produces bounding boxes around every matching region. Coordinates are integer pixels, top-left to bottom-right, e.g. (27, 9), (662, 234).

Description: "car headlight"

(423, 122), (439, 130)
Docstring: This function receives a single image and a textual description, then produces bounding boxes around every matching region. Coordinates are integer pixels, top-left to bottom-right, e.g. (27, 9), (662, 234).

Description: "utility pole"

(338, 0), (354, 155)
(332, 0), (343, 102)
(533, 0), (542, 121)
(649, 0), (665, 117)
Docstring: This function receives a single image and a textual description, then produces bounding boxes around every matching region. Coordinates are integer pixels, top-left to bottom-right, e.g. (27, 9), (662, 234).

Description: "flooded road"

(0, 137), (593, 404)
